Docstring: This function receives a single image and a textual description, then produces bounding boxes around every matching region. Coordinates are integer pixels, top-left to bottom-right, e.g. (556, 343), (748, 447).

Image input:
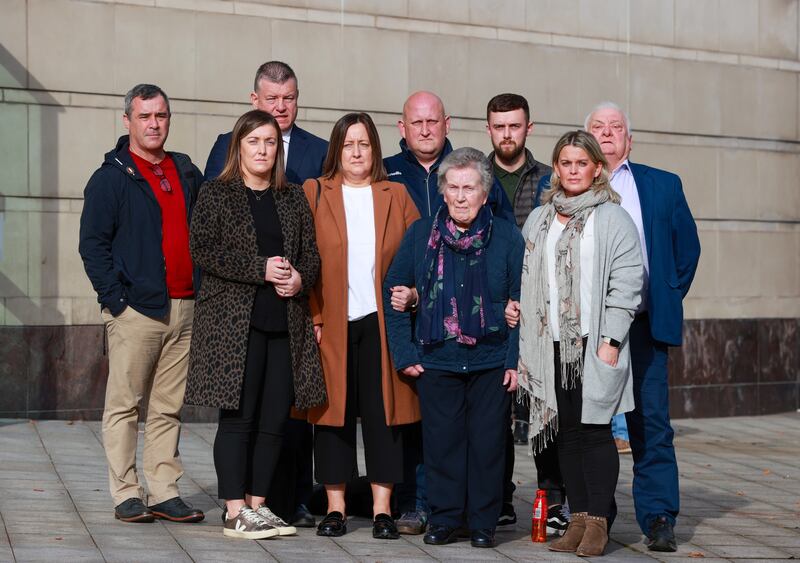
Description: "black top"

(246, 187), (288, 332)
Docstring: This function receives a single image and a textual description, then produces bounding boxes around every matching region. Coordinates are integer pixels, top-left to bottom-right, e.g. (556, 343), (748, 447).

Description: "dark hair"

(124, 84), (170, 117)
(322, 112), (387, 183)
(486, 93), (529, 122)
(253, 61), (297, 92)
(218, 110), (287, 190)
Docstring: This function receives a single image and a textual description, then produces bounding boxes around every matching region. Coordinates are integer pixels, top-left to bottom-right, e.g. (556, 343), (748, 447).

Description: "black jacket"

(384, 139), (515, 222)
(79, 136), (203, 318)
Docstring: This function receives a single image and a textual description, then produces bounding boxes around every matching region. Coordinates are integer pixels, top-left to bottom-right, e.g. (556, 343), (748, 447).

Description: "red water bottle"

(531, 489), (548, 542)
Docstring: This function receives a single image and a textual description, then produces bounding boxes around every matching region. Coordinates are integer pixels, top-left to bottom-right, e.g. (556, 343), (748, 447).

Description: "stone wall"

(1, 0), (798, 418)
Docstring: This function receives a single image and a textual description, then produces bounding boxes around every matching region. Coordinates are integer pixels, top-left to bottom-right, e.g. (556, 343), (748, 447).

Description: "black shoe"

(114, 498), (155, 523)
(646, 515), (677, 552)
(317, 511), (347, 537)
(546, 504), (568, 536)
(423, 524), (459, 545)
(470, 528), (496, 548)
(497, 503), (517, 526)
(513, 420), (529, 445)
(291, 504), (316, 528)
(373, 513), (399, 540)
(148, 497), (205, 523)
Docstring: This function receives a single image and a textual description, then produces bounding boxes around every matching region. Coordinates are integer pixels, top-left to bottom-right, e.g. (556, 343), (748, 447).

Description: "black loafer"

(471, 528), (496, 548)
(423, 524), (459, 545)
(372, 513), (399, 539)
(115, 498), (154, 523)
(291, 504), (316, 528)
(317, 511), (347, 537)
(148, 497), (205, 523)
(646, 515), (677, 552)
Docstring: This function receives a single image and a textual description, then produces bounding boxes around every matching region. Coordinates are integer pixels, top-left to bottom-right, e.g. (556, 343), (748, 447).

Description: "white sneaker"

(223, 507), (279, 540)
(254, 504), (297, 536)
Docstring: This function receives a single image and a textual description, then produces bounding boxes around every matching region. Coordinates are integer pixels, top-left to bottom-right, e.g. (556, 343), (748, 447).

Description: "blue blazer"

(203, 124), (328, 184)
(629, 162), (700, 347)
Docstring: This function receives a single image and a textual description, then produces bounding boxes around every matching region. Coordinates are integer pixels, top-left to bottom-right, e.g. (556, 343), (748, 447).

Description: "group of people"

(79, 60), (700, 556)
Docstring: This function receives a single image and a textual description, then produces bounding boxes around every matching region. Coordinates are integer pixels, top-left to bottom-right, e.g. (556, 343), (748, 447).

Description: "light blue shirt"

(610, 160), (648, 312)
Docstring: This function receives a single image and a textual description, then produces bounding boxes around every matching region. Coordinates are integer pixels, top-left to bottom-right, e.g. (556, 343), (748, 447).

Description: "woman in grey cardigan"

(509, 130), (642, 556)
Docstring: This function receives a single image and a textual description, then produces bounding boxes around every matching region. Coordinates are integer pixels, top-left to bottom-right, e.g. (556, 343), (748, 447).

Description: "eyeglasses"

(151, 164), (172, 193)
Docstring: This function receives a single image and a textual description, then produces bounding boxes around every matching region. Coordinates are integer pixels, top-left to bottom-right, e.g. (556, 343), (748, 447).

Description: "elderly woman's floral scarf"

(417, 206), (499, 346)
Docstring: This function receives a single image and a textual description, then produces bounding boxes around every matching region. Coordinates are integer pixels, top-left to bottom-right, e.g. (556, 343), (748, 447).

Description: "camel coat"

(302, 174), (421, 427)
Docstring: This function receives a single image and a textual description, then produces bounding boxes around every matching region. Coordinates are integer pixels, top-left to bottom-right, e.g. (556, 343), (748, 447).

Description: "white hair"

(584, 101), (632, 134)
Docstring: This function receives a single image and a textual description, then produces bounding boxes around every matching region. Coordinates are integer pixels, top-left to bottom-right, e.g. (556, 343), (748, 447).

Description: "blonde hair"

(542, 130), (619, 205)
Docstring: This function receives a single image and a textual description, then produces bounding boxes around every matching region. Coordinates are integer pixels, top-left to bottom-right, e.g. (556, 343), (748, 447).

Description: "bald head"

(398, 91), (450, 170)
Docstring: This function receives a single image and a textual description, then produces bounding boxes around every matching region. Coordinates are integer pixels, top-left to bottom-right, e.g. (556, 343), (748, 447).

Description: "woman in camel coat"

(302, 112), (420, 540)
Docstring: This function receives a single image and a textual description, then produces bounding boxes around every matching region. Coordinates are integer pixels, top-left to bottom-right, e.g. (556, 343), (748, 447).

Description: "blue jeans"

(395, 422), (429, 514)
(611, 413), (629, 441)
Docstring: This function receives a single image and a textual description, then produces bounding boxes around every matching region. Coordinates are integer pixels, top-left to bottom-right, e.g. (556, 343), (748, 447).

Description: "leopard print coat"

(184, 177), (326, 410)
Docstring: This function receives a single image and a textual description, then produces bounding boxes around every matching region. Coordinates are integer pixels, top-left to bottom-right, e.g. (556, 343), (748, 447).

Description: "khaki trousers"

(101, 299), (194, 506)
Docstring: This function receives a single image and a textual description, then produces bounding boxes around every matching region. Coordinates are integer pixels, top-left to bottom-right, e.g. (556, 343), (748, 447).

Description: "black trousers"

(418, 366), (510, 530)
(314, 313), (404, 484)
(553, 342), (618, 518)
(503, 401), (565, 506)
(265, 418), (314, 521)
(214, 328), (294, 500)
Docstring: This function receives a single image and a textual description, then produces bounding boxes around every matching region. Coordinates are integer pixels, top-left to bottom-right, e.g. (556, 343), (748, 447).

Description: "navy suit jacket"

(203, 124), (328, 184)
(629, 162), (700, 347)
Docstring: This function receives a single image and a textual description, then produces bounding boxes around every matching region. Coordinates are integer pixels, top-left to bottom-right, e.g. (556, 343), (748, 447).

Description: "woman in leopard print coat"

(184, 110), (326, 538)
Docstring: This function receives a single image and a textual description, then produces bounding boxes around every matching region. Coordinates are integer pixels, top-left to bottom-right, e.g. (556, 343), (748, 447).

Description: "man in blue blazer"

(587, 102), (701, 552)
(203, 61), (328, 529)
(203, 61), (328, 184)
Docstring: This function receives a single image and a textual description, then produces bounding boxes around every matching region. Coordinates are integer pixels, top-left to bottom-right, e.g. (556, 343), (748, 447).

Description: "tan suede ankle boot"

(576, 515), (608, 557)
(548, 512), (587, 552)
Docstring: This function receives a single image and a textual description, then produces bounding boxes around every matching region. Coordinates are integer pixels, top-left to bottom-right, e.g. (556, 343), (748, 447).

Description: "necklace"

(249, 187), (269, 201)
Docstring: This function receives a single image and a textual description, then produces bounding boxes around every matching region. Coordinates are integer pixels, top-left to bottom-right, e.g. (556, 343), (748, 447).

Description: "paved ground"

(0, 412), (798, 562)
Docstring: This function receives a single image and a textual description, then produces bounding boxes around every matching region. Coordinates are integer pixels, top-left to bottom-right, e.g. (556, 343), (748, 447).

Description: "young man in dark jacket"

(486, 93), (566, 536)
(79, 84), (204, 525)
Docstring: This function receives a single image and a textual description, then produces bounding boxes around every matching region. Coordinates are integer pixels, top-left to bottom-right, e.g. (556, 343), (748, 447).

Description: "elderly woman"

(383, 147), (523, 549)
(511, 130), (642, 556)
(302, 112), (420, 540)
(185, 110), (326, 539)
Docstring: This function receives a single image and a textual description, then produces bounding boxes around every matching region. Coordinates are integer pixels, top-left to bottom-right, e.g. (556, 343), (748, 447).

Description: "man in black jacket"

(79, 84), (204, 524)
(203, 60), (328, 185)
(486, 93), (566, 536)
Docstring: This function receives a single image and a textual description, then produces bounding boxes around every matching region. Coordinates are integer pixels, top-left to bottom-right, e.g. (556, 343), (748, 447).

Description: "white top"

(610, 160), (648, 312)
(547, 211), (595, 340)
(342, 184), (377, 321)
(282, 125), (293, 151)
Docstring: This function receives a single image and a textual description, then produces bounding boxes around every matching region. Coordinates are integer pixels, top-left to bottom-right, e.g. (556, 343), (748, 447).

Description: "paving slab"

(1, 413), (799, 561)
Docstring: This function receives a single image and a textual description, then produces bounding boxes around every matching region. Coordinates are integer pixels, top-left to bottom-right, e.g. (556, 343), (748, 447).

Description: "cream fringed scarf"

(517, 187), (611, 453)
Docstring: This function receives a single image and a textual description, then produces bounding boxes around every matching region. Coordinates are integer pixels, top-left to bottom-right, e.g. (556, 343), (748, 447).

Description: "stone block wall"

(0, 0), (798, 418)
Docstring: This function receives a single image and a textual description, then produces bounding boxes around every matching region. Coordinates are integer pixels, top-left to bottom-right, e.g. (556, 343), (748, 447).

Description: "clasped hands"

(265, 256), (301, 298)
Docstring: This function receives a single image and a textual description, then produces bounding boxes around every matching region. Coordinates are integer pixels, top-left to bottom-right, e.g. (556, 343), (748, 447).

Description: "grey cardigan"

(523, 201), (643, 423)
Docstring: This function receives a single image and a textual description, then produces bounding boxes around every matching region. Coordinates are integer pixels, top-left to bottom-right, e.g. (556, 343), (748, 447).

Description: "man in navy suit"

(204, 61), (327, 529)
(203, 61), (328, 184)
(586, 102), (700, 552)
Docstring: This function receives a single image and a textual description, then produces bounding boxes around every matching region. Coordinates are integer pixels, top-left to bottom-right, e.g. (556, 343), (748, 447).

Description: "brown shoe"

(549, 512), (586, 552)
(576, 515), (608, 557)
(615, 438), (632, 454)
